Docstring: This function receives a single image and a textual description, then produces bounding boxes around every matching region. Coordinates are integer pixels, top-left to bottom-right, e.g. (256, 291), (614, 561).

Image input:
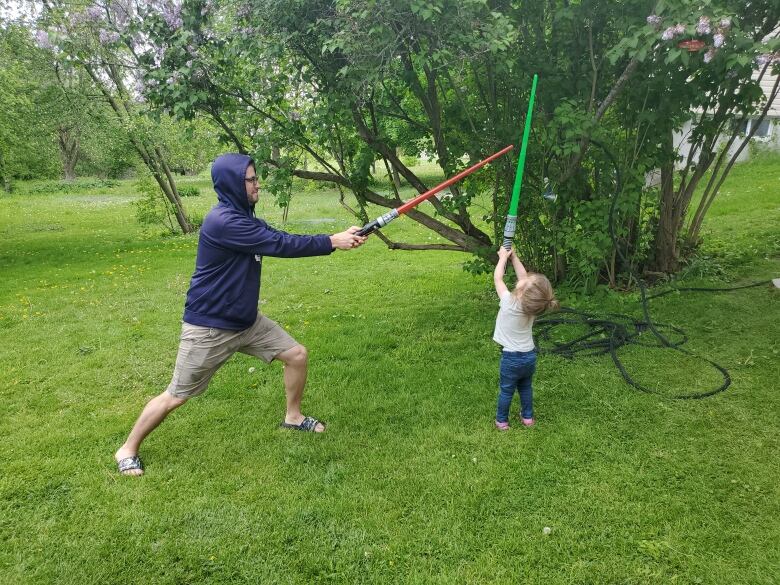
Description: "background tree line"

(5, 0), (780, 286)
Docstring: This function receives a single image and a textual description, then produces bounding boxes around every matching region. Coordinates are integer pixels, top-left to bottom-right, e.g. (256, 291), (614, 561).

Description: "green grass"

(1, 156), (778, 584)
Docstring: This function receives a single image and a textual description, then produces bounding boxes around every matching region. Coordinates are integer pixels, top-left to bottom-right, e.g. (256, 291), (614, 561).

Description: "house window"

(752, 119), (771, 138)
(737, 118), (773, 139)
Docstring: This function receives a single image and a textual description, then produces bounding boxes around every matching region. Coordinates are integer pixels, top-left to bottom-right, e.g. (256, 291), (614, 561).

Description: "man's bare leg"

(115, 391), (188, 475)
(276, 344), (324, 432)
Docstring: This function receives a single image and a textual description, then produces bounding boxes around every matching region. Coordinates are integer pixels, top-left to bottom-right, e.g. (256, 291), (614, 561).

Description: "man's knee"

(279, 344), (308, 367)
(160, 390), (188, 411)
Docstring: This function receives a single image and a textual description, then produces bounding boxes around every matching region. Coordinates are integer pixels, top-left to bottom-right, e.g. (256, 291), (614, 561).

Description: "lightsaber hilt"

(502, 215), (517, 250)
(357, 209), (399, 237)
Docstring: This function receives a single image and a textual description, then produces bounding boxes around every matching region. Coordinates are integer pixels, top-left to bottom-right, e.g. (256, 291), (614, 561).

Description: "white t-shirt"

(493, 290), (535, 352)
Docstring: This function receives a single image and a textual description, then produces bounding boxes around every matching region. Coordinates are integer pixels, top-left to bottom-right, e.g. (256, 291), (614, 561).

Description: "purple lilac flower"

(153, 46), (166, 66)
(162, 2), (183, 30)
(755, 53), (777, 67)
(236, 3), (252, 18)
(696, 16), (711, 35)
(111, 0), (131, 29)
(661, 27), (676, 41)
(673, 23), (685, 35)
(86, 5), (103, 20)
(290, 111), (301, 121)
(719, 18), (731, 30)
(713, 33), (725, 48)
(646, 15), (662, 29)
(35, 30), (53, 50)
(704, 48), (716, 63)
(69, 11), (88, 26)
(99, 29), (120, 44)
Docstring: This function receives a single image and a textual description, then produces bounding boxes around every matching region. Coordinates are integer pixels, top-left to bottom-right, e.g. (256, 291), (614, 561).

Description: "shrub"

(26, 178), (119, 194)
(177, 185), (199, 197)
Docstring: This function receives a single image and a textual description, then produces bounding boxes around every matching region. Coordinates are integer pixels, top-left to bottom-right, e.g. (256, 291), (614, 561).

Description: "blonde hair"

(514, 273), (559, 316)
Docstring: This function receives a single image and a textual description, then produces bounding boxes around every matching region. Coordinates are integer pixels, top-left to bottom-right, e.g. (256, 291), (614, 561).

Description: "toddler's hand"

(497, 246), (512, 261)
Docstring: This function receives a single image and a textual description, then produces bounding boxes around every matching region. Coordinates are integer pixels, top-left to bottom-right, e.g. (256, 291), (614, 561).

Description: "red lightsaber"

(356, 144), (514, 236)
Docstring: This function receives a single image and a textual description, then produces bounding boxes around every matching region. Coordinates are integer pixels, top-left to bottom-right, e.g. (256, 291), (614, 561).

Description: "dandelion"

(543, 526), (552, 535)
(696, 16), (711, 35)
(713, 33), (725, 48)
(646, 15), (662, 29)
(248, 367), (256, 373)
(704, 48), (716, 63)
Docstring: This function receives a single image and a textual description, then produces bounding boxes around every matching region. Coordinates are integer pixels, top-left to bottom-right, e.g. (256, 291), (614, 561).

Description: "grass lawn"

(0, 156), (778, 584)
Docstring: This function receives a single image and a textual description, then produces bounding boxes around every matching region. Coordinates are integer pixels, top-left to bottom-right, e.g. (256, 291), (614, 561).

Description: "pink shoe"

(495, 421), (510, 431)
(520, 417), (535, 427)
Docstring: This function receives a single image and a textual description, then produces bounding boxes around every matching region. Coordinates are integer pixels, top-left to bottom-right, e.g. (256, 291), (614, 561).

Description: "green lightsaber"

(503, 73), (538, 249)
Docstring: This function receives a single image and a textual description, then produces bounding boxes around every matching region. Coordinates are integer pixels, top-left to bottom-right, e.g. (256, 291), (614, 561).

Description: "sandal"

(280, 416), (325, 432)
(117, 455), (144, 475)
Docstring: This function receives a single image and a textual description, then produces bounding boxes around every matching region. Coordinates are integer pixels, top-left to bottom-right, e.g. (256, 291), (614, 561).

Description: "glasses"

(245, 176), (259, 184)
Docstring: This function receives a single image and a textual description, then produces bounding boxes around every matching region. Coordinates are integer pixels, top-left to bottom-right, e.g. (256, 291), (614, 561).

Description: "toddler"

(493, 246), (558, 430)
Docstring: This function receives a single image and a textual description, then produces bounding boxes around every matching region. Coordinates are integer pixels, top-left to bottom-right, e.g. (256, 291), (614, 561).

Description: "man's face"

(245, 165), (259, 204)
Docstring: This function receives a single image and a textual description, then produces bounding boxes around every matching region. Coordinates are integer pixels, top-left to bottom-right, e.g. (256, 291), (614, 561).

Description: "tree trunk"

(82, 64), (193, 234)
(652, 155), (678, 273)
(58, 126), (80, 181)
(0, 149), (10, 193)
(392, 147), (402, 190)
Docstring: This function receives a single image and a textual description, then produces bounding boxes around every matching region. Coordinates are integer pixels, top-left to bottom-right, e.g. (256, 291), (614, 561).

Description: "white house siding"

(672, 71), (780, 168)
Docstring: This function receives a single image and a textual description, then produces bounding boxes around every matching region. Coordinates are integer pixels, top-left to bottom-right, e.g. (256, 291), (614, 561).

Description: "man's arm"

(494, 246), (511, 297)
(210, 216), (365, 257)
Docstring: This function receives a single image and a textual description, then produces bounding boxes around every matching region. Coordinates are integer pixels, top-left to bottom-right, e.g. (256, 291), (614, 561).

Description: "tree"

(608, 0), (780, 272)
(0, 24), (60, 190)
(38, 0), (780, 282)
(35, 0), (195, 233)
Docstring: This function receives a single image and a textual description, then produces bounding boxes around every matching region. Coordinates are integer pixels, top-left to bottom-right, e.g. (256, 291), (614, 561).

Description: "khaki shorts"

(166, 314), (297, 399)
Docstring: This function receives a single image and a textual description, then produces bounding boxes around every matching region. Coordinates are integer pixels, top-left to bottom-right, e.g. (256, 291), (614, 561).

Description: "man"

(115, 153), (366, 476)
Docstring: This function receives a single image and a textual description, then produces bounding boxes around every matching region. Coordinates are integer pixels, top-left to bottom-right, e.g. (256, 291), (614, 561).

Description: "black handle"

(356, 220), (380, 237)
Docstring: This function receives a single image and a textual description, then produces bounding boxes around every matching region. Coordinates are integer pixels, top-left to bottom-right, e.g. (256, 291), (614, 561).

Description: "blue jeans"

(496, 350), (537, 422)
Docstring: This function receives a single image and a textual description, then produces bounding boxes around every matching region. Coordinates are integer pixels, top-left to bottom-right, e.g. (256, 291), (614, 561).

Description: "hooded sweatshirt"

(183, 153), (333, 330)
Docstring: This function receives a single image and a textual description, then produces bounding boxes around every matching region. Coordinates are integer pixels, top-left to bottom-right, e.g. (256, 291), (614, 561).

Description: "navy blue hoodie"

(183, 153), (333, 330)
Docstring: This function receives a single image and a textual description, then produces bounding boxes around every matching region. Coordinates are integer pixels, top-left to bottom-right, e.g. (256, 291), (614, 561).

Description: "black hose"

(533, 140), (771, 399)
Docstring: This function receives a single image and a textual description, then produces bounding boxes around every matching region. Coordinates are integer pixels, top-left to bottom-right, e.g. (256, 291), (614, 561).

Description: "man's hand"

(330, 227), (367, 251)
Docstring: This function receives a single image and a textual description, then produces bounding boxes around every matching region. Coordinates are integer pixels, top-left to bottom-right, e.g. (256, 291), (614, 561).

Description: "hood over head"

(211, 153), (254, 214)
